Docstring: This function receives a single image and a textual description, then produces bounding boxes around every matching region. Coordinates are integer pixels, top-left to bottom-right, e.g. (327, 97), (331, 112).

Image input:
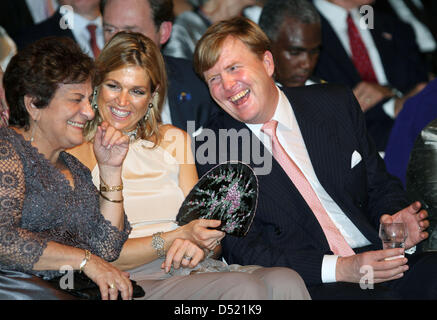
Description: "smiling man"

(193, 16), (437, 300)
(258, 0), (322, 87)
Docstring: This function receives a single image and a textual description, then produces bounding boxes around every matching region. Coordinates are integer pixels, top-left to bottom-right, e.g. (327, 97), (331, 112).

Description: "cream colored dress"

(92, 139), (184, 239)
(92, 139), (310, 300)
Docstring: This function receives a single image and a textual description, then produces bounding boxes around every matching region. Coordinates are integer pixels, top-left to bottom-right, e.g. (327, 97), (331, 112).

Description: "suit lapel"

(163, 56), (180, 128)
(369, 13), (396, 85)
(320, 16), (361, 84)
(286, 89), (345, 198)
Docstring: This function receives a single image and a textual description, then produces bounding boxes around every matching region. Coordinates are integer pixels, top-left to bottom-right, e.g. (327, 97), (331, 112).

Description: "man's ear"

(24, 95), (41, 121)
(158, 21), (173, 46)
(262, 50), (275, 78)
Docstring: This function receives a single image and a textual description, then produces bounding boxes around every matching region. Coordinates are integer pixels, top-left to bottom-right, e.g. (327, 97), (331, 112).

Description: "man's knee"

(220, 272), (268, 300)
(255, 267), (311, 300)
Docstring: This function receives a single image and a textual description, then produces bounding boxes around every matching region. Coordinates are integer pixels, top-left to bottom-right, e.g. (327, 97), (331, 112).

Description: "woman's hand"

(180, 219), (225, 250)
(83, 254), (133, 300)
(93, 122), (129, 168)
(161, 239), (205, 273)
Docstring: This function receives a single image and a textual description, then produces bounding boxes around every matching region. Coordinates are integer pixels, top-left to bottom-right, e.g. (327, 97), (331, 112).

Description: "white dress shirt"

(160, 95), (172, 125)
(313, 0), (396, 118)
(70, 13), (104, 59)
(246, 86), (371, 282)
(388, 0), (436, 53)
(25, 0), (58, 24)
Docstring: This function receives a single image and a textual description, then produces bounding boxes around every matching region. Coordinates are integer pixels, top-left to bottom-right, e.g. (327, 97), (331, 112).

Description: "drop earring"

(30, 120), (36, 143)
(91, 87), (98, 110)
(144, 89), (158, 122)
(144, 102), (153, 122)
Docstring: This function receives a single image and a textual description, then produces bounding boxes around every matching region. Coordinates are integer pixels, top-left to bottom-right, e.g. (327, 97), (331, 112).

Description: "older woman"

(1, 36), (133, 300)
(69, 31), (310, 300)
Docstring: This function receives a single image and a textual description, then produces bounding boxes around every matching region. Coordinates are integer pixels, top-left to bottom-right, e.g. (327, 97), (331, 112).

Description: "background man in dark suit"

(312, 0), (428, 152)
(0, 0), (58, 40)
(193, 16), (437, 299)
(100, 0), (216, 134)
(373, 0), (437, 77)
(15, 0), (103, 59)
(258, 0), (322, 88)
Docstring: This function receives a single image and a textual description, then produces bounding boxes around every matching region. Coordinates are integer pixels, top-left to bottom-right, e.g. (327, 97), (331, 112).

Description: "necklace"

(123, 126), (138, 142)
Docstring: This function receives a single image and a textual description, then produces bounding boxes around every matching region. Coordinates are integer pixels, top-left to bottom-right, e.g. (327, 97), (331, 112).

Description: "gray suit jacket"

(163, 10), (210, 60)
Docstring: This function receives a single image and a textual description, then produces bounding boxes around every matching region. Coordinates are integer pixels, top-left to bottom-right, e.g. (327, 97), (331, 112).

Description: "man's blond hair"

(193, 17), (271, 80)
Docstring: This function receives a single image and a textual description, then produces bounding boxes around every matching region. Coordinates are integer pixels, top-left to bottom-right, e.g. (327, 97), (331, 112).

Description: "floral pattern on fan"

(176, 162), (258, 237)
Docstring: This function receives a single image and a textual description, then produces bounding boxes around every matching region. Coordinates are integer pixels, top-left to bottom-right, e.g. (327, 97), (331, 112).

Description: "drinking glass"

(379, 222), (408, 260)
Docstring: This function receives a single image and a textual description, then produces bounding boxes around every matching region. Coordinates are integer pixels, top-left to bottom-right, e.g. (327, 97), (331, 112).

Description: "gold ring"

(109, 283), (115, 289)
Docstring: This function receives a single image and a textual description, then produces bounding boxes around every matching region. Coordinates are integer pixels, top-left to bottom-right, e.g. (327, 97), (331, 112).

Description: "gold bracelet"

(100, 175), (123, 192)
(99, 191), (124, 203)
(79, 249), (91, 273)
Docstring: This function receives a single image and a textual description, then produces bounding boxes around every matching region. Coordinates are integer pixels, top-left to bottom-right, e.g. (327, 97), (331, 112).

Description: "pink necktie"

(347, 14), (378, 83)
(262, 120), (355, 257)
(86, 24), (101, 59)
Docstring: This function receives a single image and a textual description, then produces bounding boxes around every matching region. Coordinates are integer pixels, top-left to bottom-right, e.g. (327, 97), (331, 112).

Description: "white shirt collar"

(69, 13), (103, 58)
(72, 12), (102, 36)
(272, 86), (294, 131)
(246, 86), (294, 134)
(313, 0), (361, 30)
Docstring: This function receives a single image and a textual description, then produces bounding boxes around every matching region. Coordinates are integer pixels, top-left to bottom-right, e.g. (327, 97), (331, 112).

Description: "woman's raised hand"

(93, 121), (129, 168)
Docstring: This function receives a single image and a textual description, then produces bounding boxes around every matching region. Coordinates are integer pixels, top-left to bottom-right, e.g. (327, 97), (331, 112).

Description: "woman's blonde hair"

(84, 31), (167, 146)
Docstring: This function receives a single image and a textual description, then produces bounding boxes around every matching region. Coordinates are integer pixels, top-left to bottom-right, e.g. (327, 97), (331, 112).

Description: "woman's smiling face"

(97, 65), (152, 132)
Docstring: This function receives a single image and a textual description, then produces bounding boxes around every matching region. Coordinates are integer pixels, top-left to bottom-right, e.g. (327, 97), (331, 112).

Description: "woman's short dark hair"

(3, 36), (95, 130)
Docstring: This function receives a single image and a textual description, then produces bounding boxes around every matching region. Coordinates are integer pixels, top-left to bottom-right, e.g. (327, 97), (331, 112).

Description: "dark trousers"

(307, 252), (437, 300)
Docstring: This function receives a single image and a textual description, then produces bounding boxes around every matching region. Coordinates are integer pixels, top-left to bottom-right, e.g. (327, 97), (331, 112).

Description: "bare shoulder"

(159, 124), (189, 138)
(159, 124), (190, 146)
(158, 124), (192, 162)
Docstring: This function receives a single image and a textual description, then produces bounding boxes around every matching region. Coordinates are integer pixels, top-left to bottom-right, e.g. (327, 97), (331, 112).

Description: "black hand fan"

(176, 162), (258, 237)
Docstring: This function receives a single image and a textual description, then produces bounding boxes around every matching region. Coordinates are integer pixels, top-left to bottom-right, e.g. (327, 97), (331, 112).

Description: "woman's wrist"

(79, 249), (92, 273)
(173, 224), (192, 243)
(100, 175), (123, 192)
(98, 166), (123, 186)
(99, 174), (123, 203)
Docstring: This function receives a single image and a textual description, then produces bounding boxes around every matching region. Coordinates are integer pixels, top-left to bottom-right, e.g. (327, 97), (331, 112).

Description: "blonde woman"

(69, 31), (310, 300)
